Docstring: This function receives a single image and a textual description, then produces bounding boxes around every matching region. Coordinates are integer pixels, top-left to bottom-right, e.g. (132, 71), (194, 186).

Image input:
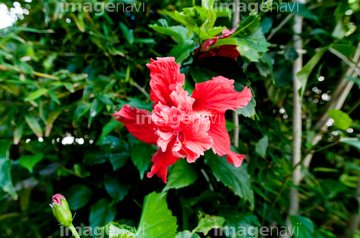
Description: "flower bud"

(50, 194), (73, 226)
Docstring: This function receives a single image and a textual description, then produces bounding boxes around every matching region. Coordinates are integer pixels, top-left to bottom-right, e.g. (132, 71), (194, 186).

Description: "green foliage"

(255, 135), (268, 157)
(193, 213), (225, 235)
(136, 192), (178, 238)
(130, 143), (155, 180)
(205, 151), (254, 209)
(328, 109), (353, 130)
(90, 198), (116, 229)
(163, 159), (198, 191)
(17, 153), (44, 173)
(67, 184), (93, 211)
(1, 0), (360, 237)
(0, 139), (17, 200)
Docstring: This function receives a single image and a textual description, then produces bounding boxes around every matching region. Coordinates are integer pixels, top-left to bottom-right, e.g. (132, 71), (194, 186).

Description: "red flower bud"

(50, 194), (73, 226)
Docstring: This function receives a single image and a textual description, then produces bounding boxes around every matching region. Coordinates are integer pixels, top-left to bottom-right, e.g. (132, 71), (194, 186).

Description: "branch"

(232, 0), (240, 148)
(302, 42), (360, 169)
(286, 1), (306, 236)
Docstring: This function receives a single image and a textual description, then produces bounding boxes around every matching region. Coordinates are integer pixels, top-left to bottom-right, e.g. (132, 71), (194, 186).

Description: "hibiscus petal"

(219, 27), (237, 39)
(147, 149), (181, 183)
(208, 114), (245, 167)
(182, 116), (213, 163)
(146, 57), (185, 106)
(191, 76), (252, 114)
(113, 105), (158, 145)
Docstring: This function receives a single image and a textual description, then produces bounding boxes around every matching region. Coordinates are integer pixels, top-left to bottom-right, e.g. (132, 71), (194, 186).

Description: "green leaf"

(45, 109), (62, 137)
(206, 26), (226, 37)
(0, 139), (17, 200)
(330, 44), (357, 58)
(163, 159), (198, 191)
(169, 40), (197, 63)
(98, 95), (114, 105)
(347, 76), (360, 89)
(104, 174), (130, 203)
(110, 152), (130, 171)
(328, 109), (353, 130)
(189, 66), (219, 83)
(67, 184), (93, 210)
(159, 10), (187, 25)
(176, 231), (200, 238)
(201, 0), (214, 10)
(214, 7), (231, 18)
(235, 84), (256, 118)
(290, 215), (315, 238)
(17, 153), (44, 173)
(64, 82), (75, 93)
(345, 162), (360, 173)
(211, 37), (238, 49)
(149, 20), (187, 43)
(98, 120), (121, 144)
(236, 28), (270, 62)
(131, 143), (155, 180)
(89, 198), (116, 229)
(297, 46), (329, 98)
(24, 88), (48, 102)
(73, 103), (92, 125)
(329, 46), (360, 75)
(100, 222), (135, 238)
(13, 122), (24, 145)
(257, 53), (274, 82)
(136, 192), (177, 238)
(83, 152), (110, 165)
(0, 26), (54, 34)
(260, 17), (273, 34)
(88, 99), (104, 127)
(236, 96), (256, 118)
(255, 135), (268, 157)
(48, 90), (61, 105)
(193, 214), (225, 236)
(279, 3), (318, 21)
(340, 138), (360, 151)
(25, 115), (43, 137)
(204, 151), (254, 209)
(313, 229), (336, 238)
(120, 22), (134, 45)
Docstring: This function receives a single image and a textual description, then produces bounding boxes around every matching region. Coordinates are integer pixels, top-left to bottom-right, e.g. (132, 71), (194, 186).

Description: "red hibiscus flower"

(113, 57), (252, 183)
(198, 27), (240, 61)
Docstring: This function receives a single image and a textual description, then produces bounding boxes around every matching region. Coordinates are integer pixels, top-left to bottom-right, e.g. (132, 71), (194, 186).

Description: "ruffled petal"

(113, 105), (158, 145)
(176, 116), (213, 163)
(200, 27), (237, 52)
(147, 149), (181, 183)
(208, 114), (245, 167)
(219, 27), (237, 39)
(146, 57), (185, 106)
(191, 76), (252, 115)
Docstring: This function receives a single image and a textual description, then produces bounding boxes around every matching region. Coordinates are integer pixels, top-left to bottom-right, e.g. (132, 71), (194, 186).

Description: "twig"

(132, 81), (150, 98)
(286, 2), (306, 236)
(201, 169), (214, 191)
(303, 42), (360, 170)
(267, 14), (294, 41)
(232, 0), (240, 148)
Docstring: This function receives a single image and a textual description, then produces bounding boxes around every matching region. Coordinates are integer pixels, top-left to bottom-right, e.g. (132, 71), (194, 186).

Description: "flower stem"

(69, 223), (81, 238)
